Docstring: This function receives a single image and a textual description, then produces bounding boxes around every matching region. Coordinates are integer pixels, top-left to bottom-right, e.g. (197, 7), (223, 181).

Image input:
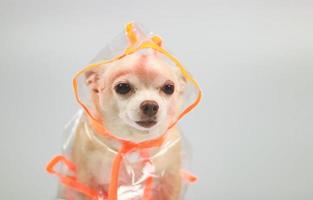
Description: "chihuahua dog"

(67, 50), (186, 200)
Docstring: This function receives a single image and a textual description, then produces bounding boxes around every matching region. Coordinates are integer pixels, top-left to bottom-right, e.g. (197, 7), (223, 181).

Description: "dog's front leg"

(157, 166), (182, 200)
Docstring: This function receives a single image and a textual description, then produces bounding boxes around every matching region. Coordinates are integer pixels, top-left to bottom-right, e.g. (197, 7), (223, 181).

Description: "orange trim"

(46, 155), (98, 199)
(60, 175), (98, 199)
(46, 155), (76, 173)
(181, 170), (198, 183)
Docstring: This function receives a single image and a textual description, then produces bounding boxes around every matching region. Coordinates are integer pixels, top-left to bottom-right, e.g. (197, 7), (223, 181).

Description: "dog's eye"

(115, 83), (131, 95)
(161, 83), (175, 95)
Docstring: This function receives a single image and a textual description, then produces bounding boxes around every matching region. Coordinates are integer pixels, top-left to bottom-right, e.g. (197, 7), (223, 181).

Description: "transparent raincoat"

(46, 22), (202, 200)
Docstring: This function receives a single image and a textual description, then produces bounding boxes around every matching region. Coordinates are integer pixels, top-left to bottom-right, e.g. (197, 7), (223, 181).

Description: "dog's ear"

(84, 67), (105, 119)
(85, 68), (103, 94)
(172, 66), (187, 94)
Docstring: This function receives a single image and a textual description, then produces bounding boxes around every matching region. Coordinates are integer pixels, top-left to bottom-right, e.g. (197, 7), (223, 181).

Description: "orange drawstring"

(46, 155), (98, 199)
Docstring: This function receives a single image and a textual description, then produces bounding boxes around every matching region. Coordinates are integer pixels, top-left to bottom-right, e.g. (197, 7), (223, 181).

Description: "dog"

(62, 50), (187, 200)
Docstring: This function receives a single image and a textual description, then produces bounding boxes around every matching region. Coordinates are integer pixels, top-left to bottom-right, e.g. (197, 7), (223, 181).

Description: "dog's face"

(85, 51), (185, 141)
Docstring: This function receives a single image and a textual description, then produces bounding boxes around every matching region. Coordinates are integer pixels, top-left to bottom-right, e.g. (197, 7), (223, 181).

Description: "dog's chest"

(87, 148), (160, 184)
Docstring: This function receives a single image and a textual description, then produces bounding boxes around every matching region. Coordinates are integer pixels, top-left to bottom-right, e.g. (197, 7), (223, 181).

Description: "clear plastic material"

(47, 22), (201, 200)
(56, 111), (192, 200)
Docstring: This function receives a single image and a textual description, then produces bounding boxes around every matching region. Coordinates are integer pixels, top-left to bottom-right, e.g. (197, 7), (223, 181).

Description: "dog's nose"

(140, 100), (159, 117)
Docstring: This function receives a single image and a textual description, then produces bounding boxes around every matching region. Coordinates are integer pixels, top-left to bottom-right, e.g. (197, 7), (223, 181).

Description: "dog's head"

(85, 51), (185, 141)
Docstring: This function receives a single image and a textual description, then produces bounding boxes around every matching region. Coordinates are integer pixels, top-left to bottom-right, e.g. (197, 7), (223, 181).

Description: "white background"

(0, 0), (312, 199)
